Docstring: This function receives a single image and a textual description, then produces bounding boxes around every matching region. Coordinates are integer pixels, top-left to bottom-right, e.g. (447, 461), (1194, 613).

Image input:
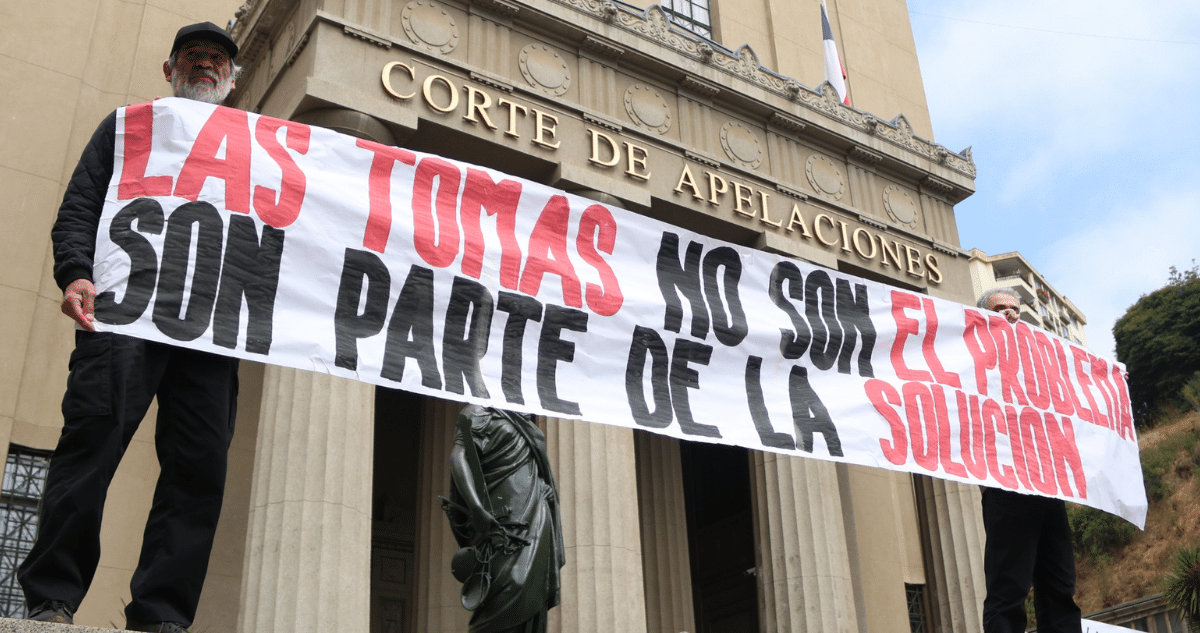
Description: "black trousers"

(981, 488), (1081, 633)
(19, 331), (238, 626)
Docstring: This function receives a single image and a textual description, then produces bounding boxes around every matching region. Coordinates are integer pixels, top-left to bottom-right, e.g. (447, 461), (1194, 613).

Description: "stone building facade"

(0, 0), (990, 631)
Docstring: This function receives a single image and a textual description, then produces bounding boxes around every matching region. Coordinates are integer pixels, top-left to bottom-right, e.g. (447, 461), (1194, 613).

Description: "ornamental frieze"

(720, 121), (762, 169)
(613, 6), (707, 56)
(402, 0), (460, 54)
(541, 0), (976, 178)
(624, 84), (672, 134)
(519, 44), (572, 96)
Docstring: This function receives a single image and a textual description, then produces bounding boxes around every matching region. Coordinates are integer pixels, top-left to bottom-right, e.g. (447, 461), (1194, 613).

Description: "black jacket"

(51, 110), (117, 292)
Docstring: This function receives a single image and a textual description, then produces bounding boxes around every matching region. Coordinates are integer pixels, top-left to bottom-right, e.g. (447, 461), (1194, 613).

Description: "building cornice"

(526, 0), (976, 183)
(229, 0), (976, 203)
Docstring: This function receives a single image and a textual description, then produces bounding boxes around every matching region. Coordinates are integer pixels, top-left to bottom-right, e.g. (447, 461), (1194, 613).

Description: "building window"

(905, 583), (929, 633)
(660, 0), (712, 38)
(0, 446), (51, 618)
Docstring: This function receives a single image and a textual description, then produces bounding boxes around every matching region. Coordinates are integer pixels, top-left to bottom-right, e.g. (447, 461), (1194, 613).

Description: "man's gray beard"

(171, 69), (233, 104)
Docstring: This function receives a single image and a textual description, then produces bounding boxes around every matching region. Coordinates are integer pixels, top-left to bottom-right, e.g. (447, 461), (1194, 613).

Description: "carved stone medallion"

(402, 0), (459, 54)
(883, 185), (920, 229)
(719, 121), (762, 169)
(623, 84), (671, 134)
(805, 154), (845, 200)
(519, 44), (571, 96)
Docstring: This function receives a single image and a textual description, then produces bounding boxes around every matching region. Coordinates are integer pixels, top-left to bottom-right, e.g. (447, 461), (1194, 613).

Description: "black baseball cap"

(171, 21), (238, 60)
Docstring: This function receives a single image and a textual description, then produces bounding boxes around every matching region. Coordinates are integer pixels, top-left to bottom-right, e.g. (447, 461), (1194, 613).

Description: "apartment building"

(967, 248), (1088, 347)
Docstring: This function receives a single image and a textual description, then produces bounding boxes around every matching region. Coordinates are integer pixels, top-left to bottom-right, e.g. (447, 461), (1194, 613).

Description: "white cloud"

(1041, 185), (1200, 358)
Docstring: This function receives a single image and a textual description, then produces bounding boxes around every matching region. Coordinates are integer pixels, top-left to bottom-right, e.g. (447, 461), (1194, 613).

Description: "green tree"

(1113, 262), (1200, 425)
(1161, 545), (1200, 630)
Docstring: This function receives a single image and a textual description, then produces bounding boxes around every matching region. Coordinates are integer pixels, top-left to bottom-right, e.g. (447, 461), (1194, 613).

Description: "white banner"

(91, 99), (1146, 526)
(1082, 619), (1143, 633)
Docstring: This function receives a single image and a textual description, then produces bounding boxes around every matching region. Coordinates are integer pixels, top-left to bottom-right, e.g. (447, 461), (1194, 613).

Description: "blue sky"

(905, 0), (1200, 357)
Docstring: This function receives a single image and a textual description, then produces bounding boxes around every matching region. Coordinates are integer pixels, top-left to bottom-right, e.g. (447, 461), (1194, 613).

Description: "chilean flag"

(821, 0), (851, 105)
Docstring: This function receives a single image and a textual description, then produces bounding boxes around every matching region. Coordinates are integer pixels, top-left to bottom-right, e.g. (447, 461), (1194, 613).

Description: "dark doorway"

(680, 441), (760, 633)
(371, 388), (424, 633)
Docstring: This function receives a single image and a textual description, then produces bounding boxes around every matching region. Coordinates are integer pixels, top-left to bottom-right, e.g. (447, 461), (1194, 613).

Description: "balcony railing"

(1084, 593), (1192, 633)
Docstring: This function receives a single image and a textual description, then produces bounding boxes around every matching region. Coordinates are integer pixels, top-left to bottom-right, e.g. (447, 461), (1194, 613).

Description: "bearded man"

(18, 22), (243, 633)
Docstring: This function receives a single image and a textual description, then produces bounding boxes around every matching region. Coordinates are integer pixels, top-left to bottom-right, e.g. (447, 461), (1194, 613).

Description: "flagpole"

(820, 0), (851, 105)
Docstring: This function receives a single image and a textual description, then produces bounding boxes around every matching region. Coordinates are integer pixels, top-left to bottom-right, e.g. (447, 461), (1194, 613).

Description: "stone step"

(0, 619), (137, 633)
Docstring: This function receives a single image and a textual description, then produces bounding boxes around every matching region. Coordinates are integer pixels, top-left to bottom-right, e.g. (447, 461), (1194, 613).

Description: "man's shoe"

(125, 621), (191, 633)
(28, 600), (75, 624)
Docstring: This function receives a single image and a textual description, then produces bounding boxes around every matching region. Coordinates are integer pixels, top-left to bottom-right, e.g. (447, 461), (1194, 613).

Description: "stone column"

(751, 452), (858, 633)
(543, 418), (648, 633)
(634, 433), (696, 633)
(237, 367), (375, 633)
(918, 477), (986, 633)
(413, 399), (472, 633)
(290, 108), (396, 146)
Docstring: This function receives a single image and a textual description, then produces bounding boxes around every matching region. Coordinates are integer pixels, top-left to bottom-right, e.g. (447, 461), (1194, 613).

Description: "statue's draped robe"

(450, 406), (565, 633)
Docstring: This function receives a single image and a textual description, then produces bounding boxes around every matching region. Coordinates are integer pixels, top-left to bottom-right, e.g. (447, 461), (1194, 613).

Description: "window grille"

(660, 0), (712, 38)
(905, 583), (928, 633)
(0, 446), (52, 618)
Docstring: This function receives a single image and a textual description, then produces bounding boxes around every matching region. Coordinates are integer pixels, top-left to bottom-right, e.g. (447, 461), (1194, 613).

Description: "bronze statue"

(442, 405), (565, 633)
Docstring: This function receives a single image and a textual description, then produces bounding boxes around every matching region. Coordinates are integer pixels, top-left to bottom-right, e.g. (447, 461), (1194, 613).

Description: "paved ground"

(0, 619), (130, 633)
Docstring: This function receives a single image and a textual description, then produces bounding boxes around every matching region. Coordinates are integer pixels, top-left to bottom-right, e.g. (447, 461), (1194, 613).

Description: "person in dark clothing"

(18, 22), (243, 633)
(977, 288), (1082, 633)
